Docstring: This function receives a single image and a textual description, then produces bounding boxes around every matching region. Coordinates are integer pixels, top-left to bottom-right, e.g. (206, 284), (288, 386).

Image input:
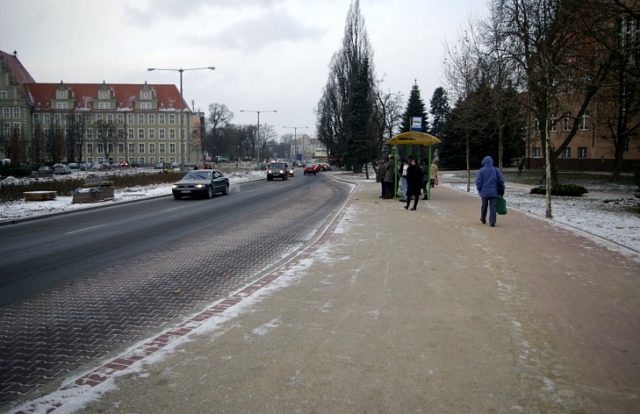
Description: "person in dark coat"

(475, 155), (505, 226)
(404, 158), (423, 210)
(383, 155), (396, 199)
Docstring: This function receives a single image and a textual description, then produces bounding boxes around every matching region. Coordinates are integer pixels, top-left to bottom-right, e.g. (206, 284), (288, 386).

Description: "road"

(0, 171), (353, 408)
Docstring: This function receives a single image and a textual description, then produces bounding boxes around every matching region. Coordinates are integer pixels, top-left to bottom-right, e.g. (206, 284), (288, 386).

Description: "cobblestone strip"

(13, 194), (352, 414)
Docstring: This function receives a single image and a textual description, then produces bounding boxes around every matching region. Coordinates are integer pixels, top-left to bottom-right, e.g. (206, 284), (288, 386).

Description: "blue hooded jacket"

(475, 156), (505, 198)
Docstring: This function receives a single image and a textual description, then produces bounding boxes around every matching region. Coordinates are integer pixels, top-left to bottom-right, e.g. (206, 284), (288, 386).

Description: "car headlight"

(268, 170), (273, 173)
(172, 184), (178, 189)
(194, 184), (206, 189)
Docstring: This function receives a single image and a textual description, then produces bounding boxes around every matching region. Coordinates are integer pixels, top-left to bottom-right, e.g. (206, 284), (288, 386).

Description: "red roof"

(24, 82), (189, 112)
(0, 50), (36, 85)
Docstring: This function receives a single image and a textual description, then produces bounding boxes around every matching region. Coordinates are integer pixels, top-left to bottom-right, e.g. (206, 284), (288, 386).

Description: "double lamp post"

(147, 66), (215, 171)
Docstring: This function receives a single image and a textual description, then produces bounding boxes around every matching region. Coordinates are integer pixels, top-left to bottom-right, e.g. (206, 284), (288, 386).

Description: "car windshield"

(184, 171), (211, 180)
(269, 163), (285, 170)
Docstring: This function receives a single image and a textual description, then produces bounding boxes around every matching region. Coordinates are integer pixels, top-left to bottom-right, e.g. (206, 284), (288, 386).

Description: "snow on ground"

(5, 169), (639, 413)
(0, 169), (265, 222)
(440, 172), (640, 256)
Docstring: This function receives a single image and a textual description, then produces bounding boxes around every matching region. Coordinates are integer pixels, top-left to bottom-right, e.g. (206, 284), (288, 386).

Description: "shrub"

(0, 172), (184, 203)
(530, 183), (589, 196)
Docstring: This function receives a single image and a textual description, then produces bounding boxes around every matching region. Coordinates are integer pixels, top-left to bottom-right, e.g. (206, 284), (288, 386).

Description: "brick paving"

(0, 177), (352, 408)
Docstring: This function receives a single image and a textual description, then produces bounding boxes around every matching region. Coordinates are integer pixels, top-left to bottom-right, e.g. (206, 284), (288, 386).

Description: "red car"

(303, 164), (318, 175)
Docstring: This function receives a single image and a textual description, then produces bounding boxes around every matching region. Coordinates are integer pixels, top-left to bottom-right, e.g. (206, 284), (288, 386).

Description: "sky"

(0, 0), (488, 140)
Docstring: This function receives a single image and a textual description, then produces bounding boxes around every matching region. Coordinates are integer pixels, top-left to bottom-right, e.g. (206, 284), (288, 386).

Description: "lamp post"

(283, 126), (307, 164)
(240, 109), (277, 165)
(147, 66), (215, 171)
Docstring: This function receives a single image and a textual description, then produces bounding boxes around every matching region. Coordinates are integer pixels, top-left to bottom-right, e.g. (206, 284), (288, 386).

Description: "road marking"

(65, 224), (107, 235)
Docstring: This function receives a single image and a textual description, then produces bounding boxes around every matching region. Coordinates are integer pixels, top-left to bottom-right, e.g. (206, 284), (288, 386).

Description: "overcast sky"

(1, 0), (487, 139)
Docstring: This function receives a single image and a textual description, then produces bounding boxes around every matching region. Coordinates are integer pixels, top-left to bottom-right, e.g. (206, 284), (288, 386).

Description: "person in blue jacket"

(475, 156), (505, 227)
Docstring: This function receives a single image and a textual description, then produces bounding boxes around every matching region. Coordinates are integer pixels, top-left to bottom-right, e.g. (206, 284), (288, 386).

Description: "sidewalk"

(17, 178), (639, 413)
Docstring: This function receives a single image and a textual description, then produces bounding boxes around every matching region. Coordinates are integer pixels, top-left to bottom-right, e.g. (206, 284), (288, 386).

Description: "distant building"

(0, 50), (200, 166)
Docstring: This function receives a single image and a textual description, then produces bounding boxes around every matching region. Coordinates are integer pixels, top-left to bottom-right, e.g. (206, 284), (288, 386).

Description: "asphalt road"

(0, 171), (353, 408)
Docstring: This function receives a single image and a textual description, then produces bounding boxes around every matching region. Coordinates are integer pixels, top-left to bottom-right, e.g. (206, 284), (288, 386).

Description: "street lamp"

(147, 66), (215, 171)
(283, 126), (307, 164)
(240, 109), (277, 165)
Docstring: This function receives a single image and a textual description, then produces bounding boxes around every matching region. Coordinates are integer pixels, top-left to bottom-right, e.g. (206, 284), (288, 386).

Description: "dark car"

(303, 164), (318, 175)
(172, 169), (229, 200)
(267, 162), (288, 181)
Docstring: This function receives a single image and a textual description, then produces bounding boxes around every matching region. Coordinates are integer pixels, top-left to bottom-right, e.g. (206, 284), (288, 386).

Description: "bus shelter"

(385, 131), (442, 200)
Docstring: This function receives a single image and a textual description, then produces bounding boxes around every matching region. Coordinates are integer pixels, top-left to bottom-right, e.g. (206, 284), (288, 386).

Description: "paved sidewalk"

(14, 177), (640, 413)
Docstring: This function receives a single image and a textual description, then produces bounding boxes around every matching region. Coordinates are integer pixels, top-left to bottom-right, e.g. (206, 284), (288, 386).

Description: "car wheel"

(173, 194), (182, 200)
(207, 186), (213, 199)
(222, 183), (228, 195)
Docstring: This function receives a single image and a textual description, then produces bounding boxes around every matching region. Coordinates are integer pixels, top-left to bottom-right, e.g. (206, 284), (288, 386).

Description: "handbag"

(496, 196), (507, 215)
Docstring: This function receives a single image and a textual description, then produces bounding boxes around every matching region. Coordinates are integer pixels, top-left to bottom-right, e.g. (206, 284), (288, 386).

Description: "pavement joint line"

(16, 186), (355, 414)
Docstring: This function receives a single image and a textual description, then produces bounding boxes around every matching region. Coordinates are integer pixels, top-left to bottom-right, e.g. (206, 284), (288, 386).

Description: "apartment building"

(0, 50), (200, 166)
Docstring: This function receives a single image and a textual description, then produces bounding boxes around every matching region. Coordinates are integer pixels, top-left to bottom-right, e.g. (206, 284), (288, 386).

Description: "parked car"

(267, 162), (288, 181)
(172, 169), (229, 200)
(36, 165), (54, 176)
(303, 164), (318, 175)
(154, 162), (164, 169)
(53, 164), (72, 175)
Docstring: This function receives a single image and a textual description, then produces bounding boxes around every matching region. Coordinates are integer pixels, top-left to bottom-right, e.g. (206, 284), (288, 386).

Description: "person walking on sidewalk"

(475, 155), (505, 227)
(405, 157), (423, 210)
(383, 155), (396, 199)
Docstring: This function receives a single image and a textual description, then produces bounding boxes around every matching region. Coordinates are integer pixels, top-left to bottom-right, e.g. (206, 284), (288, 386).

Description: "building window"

(54, 114), (61, 125)
(580, 112), (589, 130)
(87, 143), (93, 154)
(139, 143), (145, 153)
(149, 128), (155, 139)
(563, 114), (571, 131)
(128, 143), (135, 153)
(117, 114), (124, 124)
(128, 114), (134, 125)
(158, 128), (165, 139)
(169, 129), (176, 139)
(118, 143), (124, 153)
(56, 102), (69, 109)
(137, 114), (144, 125)
(96, 114), (103, 121)
(0, 91), (7, 99)
(3, 107), (10, 118)
(138, 129), (145, 139)
(128, 128), (134, 139)
(33, 113), (40, 124)
(149, 143), (155, 153)
(169, 114), (175, 125)
(12, 122), (21, 132)
(550, 115), (556, 131)
(169, 143), (176, 153)
(98, 102), (110, 110)
(148, 114), (155, 124)
(13, 107), (20, 118)
(158, 114), (165, 125)
(532, 147), (542, 158)
(2, 122), (9, 135)
(86, 128), (93, 140)
(107, 114), (114, 123)
(562, 147), (571, 158)
(578, 147), (587, 158)
(149, 157), (155, 164)
(118, 129), (124, 139)
(160, 143), (165, 153)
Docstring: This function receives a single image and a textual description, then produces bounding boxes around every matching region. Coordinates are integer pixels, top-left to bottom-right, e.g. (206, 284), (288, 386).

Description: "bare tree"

(94, 120), (119, 162)
(207, 103), (233, 162)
